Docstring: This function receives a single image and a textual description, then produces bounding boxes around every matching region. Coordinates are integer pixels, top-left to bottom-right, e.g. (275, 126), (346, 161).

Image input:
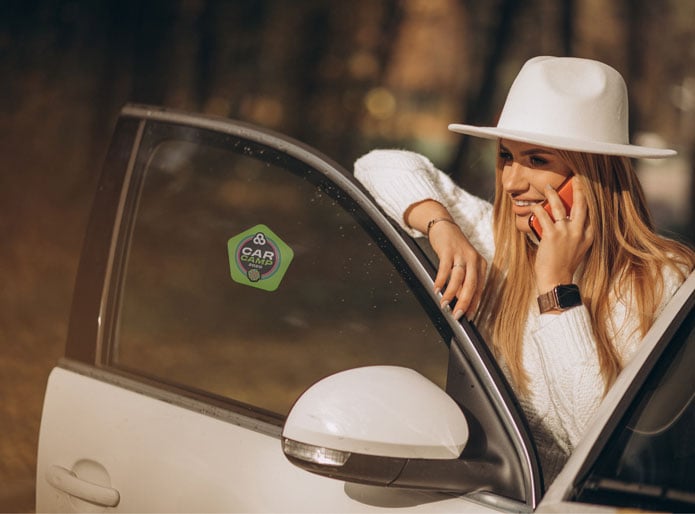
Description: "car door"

(36, 104), (540, 512)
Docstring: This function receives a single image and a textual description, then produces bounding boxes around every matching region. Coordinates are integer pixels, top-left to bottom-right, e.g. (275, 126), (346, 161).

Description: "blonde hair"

(476, 146), (695, 395)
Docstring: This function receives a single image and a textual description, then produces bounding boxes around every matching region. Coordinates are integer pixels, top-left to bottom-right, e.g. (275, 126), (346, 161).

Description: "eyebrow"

(500, 144), (557, 156)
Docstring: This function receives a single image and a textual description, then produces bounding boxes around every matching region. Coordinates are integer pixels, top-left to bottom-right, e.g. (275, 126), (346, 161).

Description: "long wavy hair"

(475, 146), (695, 395)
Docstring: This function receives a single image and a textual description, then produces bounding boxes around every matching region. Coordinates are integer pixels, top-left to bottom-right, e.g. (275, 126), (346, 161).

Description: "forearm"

(353, 148), (495, 263)
(354, 150), (449, 237)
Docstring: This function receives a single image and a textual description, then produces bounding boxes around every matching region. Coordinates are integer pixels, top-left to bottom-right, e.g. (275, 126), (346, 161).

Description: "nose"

(502, 160), (527, 193)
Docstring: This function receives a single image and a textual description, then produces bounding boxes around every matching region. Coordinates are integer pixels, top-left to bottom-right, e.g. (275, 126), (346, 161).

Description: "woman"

(354, 56), (695, 483)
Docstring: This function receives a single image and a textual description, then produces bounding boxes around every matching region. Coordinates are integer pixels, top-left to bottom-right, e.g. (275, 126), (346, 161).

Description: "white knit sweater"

(354, 149), (684, 483)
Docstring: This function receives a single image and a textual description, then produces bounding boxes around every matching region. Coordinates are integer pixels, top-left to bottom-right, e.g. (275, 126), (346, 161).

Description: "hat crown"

(497, 56), (630, 145)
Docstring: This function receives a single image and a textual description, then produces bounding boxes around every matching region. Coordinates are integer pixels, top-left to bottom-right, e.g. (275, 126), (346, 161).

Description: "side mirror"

(282, 366), (485, 491)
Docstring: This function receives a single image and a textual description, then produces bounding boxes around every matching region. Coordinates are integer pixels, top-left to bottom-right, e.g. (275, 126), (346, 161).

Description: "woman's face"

(498, 139), (574, 234)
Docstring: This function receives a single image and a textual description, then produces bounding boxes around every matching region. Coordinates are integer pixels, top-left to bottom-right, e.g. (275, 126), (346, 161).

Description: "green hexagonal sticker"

(227, 224), (294, 292)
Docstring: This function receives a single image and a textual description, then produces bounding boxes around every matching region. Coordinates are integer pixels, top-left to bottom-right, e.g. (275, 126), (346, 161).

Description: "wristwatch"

(537, 284), (582, 313)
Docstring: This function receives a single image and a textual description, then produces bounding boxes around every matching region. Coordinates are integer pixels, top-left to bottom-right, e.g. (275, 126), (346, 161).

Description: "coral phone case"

(528, 177), (573, 240)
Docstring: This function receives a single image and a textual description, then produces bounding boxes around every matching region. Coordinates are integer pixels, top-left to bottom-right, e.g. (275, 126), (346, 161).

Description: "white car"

(37, 105), (694, 513)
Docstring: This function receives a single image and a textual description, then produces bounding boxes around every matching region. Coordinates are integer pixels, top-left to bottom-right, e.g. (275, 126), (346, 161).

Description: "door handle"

(45, 464), (120, 507)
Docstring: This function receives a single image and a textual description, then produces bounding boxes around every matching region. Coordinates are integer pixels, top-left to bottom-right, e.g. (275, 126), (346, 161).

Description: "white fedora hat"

(449, 56), (676, 158)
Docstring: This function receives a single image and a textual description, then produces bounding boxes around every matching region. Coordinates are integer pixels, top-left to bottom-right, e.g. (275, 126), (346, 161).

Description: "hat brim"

(448, 124), (676, 159)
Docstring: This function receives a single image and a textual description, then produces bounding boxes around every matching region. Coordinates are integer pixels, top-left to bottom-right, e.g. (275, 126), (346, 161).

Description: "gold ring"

(452, 263), (465, 268)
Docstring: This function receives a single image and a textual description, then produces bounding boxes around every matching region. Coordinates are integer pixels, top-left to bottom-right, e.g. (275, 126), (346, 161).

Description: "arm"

(354, 149), (494, 319)
(531, 265), (687, 447)
(354, 150), (494, 257)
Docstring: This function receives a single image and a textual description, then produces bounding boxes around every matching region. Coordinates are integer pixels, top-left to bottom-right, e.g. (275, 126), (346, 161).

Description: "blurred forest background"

(1, 0), (694, 510)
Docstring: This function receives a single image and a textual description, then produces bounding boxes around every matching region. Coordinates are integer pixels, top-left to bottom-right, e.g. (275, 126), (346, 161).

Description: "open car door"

(37, 105), (540, 512)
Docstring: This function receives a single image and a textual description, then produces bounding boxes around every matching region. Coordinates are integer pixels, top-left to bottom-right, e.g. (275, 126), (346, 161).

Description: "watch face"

(556, 284), (581, 309)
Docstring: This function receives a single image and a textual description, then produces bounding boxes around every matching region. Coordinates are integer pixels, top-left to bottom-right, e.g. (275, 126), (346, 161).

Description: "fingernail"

(434, 287), (441, 295)
(440, 301), (451, 311)
(545, 183), (554, 190)
(453, 309), (464, 320)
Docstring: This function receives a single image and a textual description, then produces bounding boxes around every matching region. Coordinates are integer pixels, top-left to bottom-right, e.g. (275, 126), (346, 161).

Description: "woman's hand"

(429, 222), (487, 319)
(531, 179), (594, 295)
(405, 200), (487, 320)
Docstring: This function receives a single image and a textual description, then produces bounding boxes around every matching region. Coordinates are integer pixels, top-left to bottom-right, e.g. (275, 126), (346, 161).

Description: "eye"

(499, 150), (512, 162)
(530, 155), (548, 166)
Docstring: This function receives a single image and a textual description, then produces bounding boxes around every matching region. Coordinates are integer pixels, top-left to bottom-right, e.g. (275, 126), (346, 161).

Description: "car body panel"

(38, 364), (508, 513)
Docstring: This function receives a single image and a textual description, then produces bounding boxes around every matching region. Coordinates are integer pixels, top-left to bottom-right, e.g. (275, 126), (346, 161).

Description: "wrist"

(426, 217), (458, 238)
(404, 200), (451, 233)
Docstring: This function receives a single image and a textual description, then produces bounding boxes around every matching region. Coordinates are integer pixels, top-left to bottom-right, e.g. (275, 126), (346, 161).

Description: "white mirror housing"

(283, 366), (468, 459)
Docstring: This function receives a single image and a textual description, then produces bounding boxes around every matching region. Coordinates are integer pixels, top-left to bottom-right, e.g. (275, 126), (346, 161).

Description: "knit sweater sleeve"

(530, 266), (687, 447)
(354, 149), (495, 262)
(531, 306), (603, 446)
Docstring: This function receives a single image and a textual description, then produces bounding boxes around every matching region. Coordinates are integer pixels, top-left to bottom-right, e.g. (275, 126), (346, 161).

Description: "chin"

(515, 217), (532, 234)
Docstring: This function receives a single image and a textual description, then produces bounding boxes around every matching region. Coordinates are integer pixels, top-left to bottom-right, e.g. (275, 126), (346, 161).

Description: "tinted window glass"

(574, 304), (695, 512)
(109, 136), (449, 415)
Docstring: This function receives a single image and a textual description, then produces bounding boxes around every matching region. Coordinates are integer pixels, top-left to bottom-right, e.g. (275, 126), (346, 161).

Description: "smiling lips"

(512, 198), (542, 215)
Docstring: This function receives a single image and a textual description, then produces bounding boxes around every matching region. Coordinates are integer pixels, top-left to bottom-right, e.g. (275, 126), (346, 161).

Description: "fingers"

(435, 255), (487, 321)
(530, 201), (557, 239)
(569, 178), (588, 228)
(433, 256), (452, 295)
(453, 257), (487, 320)
(532, 181), (588, 240)
(428, 219), (486, 321)
(544, 183), (569, 222)
(437, 259), (464, 308)
(466, 257), (488, 318)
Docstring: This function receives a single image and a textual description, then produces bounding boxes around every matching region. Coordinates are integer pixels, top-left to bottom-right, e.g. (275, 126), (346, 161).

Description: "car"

(36, 104), (695, 513)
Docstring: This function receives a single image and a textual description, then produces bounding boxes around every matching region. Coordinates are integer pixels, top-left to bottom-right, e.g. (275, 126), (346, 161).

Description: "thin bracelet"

(426, 217), (457, 237)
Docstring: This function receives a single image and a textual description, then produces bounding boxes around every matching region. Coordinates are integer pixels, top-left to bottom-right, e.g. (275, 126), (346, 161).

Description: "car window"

(573, 301), (695, 512)
(106, 129), (449, 416)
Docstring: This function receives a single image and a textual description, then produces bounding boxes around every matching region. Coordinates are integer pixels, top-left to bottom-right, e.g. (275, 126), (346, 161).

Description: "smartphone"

(528, 176), (574, 240)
